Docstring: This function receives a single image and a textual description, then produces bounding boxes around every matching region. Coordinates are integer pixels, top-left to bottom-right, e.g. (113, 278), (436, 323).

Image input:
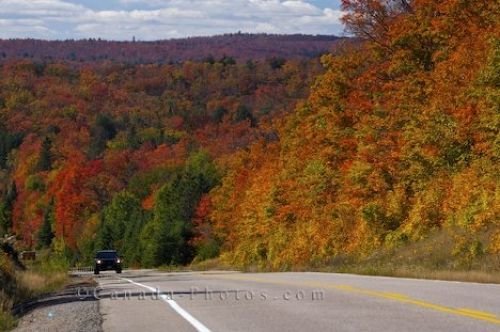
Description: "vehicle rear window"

(96, 251), (118, 259)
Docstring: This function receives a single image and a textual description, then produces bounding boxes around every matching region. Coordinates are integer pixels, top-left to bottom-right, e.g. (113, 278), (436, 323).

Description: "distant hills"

(0, 33), (345, 64)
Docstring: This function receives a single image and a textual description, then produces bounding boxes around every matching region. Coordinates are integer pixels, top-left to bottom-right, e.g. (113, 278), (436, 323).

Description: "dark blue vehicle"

(94, 250), (122, 274)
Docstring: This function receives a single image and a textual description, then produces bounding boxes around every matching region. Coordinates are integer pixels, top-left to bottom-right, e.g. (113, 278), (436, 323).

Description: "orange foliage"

(203, 0), (500, 268)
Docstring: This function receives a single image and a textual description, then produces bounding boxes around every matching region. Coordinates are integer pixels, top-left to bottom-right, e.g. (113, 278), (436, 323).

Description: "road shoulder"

(13, 277), (102, 332)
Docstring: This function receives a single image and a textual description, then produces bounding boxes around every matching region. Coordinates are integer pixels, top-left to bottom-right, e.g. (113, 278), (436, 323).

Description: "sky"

(0, 0), (345, 40)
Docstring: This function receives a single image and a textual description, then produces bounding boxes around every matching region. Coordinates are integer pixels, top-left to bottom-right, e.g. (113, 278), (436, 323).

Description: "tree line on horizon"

(0, 33), (343, 65)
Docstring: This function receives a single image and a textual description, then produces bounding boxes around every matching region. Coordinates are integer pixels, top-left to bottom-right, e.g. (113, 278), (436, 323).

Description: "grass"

(0, 250), (69, 331)
(318, 266), (500, 284)
(0, 309), (16, 331)
(188, 230), (500, 284)
(17, 270), (68, 296)
(374, 269), (500, 284)
(156, 264), (189, 272)
(19, 250), (70, 297)
(155, 257), (235, 272)
(189, 258), (234, 271)
(321, 260), (500, 284)
(0, 253), (20, 330)
(316, 230), (500, 284)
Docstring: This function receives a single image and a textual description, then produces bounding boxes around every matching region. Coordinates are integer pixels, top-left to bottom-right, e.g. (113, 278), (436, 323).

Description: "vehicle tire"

(94, 268), (99, 275)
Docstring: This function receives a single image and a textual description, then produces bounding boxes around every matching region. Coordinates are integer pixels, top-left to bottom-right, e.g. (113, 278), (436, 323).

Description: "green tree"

(37, 201), (55, 248)
(219, 55), (236, 66)
(268, 57), (286, 70)
(212, 106), (228, 123)
(0, 201), (10, 236)
(185, 150), (219, 192)
(140, 151), (219, 267)
(141, 177), (190, 266)
(0, 128), (23, 169)
(88, 114), (117, 159)
(98, 191), (145, 264)
(234, 104), (256, 127)
(36, 137), (53, 171)
(0, 182), (17, 236)
(96, 217), (113, 250)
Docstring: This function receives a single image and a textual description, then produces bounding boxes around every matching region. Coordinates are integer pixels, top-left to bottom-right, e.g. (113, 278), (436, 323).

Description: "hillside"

(199, 0), (500, 270)
(0, 34), (343, 64)
(0, 55), (324, 266)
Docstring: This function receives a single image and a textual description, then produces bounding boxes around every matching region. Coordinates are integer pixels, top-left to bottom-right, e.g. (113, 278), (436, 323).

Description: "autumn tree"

(341, 0), (413, 46)
(0, 42), (324, 264)
(201, 0), (500, 269)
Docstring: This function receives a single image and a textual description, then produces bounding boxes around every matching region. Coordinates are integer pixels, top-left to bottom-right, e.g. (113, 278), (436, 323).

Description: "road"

(84, 270), (500, 332)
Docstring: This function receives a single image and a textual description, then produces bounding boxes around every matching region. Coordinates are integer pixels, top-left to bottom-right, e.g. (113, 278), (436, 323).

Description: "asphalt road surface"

(83, 270), (500, 332)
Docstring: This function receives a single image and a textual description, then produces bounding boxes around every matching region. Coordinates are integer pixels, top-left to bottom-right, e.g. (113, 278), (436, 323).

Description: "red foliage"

(51, 160), (102, 249)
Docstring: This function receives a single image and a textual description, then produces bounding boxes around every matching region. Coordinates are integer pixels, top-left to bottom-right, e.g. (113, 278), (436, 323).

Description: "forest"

(0, 51), (324, 266)
(1, 0), (499, 271)
(0, 33), (343, 64)
(200, 0), (499, 270)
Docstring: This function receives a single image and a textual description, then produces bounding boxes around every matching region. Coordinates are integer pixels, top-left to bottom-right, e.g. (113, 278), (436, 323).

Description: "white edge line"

(123, 278), (212, 332)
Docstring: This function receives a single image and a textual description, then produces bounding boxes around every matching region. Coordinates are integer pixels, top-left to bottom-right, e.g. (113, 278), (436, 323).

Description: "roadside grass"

(188, 229), (499, 284)
(189, 258), (234, 271)
(0, 250), (69, 330)
(0, 253), (21, 330)
(319, 263), (500, 284)
(156, 264), (189, 272)
(17, 270), (68, 297)
(317, 230), (500, 284)
(156, 257), (234, 272)
(0, 309), (16, 331)
(20, 250), (70, 296)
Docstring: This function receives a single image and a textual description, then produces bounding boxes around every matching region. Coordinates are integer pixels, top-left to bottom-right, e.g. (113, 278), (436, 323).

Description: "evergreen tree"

(98, 191), (144, 264)
(126, 125), (140, 149)
(36, 137), (53, 171)
(212, 106), (228, 123)
(234, 105), (256, 127)
(140, 151), (219, 266)
(88, 114), (117, 159)
(0, 201), (9, 236)
(0, 182), (17, 236)
(219, 55), (236, 66)
(97, 215), (113, 250)
(268, 56), (286, 70)
(0, 128), (23, 169)
(37, 201), (55, 248)
(151, 176), (190, 265)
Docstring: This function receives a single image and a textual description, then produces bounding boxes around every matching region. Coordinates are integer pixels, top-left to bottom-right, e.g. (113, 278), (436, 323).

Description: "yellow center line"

(456, 308), (498, 319)
(202, 274), (500, 325)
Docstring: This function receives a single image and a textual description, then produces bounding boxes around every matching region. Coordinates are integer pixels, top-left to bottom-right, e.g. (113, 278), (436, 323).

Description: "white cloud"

(0, 18), (54, 39)
(0, 0), (87, 17)
(0, 0), (344, 40)
(282, 1), (321, 14)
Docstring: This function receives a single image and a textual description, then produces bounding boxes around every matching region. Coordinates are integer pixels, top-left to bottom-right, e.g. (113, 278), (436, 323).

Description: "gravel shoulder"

(13, 299), (101, 332)
(13, 277), (102, 332)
